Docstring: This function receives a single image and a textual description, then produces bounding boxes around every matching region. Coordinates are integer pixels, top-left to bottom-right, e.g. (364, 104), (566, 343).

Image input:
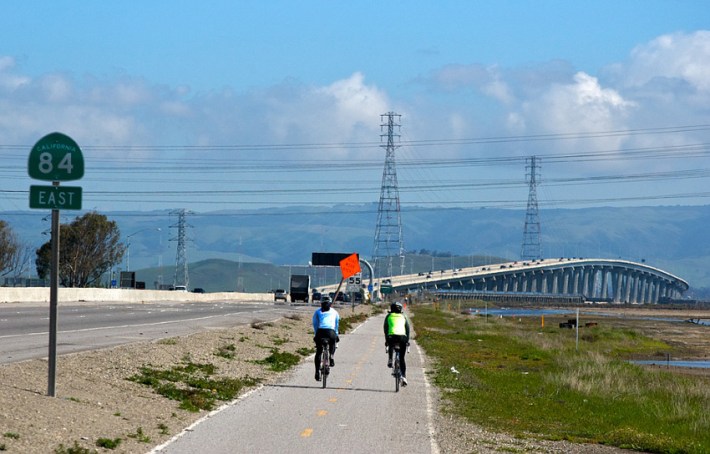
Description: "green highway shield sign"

(30, 185), (82, 210)
(28, 132), (85, 181)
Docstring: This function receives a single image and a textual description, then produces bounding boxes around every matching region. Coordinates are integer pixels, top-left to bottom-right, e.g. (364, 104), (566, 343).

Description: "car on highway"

(274, 289), (288, 302)
(312, 291), (322, 302)
(173, 285), (188, 292)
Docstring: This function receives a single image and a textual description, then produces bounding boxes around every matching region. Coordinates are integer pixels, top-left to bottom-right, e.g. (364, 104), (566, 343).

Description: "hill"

(3, 204), (710, 293)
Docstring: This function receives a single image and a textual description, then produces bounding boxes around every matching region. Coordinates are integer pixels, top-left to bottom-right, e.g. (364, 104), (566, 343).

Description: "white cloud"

(318, 72), (389, 134)
(0, 56), (30, 91)
(40, 74), (73, 102)
(429, 64), (514, 104)
(618, 31), (710, 92)
(519, 72), (634, 156)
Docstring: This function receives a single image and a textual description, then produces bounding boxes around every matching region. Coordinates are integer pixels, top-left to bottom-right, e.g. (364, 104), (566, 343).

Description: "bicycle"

(392, 343), (402, 392)
(320, 338), (331, 389)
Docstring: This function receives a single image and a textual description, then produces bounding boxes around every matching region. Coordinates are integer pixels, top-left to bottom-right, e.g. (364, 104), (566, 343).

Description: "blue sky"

(2, 1), (710, 214)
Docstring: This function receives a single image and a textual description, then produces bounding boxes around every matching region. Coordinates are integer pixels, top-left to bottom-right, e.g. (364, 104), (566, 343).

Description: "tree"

(0, 220), (21, 277)
(35, 212), (125, 287)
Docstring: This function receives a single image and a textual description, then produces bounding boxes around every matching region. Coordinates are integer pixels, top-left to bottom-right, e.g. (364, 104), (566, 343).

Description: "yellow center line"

(300, 428), (313, 438)
(317, 410), (328, 416)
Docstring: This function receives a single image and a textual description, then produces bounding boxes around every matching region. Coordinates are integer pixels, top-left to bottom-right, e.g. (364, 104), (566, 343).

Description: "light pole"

(126, 228), (161, 272)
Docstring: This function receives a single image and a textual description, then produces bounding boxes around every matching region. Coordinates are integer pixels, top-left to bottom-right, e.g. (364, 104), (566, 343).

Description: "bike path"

(154, 312), (439, 454)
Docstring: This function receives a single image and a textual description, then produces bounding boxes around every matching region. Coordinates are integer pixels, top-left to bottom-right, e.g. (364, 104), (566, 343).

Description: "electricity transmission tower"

(372, 112), (405, 278)
(170, 209), (192, 288)
(521, 156), (542, 260)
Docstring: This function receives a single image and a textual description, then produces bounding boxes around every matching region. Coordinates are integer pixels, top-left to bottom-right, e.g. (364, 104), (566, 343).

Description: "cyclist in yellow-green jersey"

(383, 301), (411, 386)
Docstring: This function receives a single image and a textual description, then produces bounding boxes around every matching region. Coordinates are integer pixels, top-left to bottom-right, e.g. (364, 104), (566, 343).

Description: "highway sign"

(28, 132), (84, 181)
(29, 185), (82, 210)
(312, 252), (359, 267)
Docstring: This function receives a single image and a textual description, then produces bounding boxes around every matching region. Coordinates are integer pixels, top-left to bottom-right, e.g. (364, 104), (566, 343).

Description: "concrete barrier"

(0, 287), (273, 304)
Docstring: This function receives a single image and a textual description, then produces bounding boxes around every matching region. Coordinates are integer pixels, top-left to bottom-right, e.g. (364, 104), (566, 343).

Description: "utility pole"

(372, 112), (405, 278)
(170, 209), (192, 289)
(521, 156), (542, 260)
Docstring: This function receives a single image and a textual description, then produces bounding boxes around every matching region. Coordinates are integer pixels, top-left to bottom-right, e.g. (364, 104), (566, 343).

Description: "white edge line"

(148, 384), (265, 453)
(415, 341), (441, 454)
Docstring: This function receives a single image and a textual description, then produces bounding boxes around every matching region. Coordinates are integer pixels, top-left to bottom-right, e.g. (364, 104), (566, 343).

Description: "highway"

(0, 301), (310, 364)
(154, 313), (439, 454)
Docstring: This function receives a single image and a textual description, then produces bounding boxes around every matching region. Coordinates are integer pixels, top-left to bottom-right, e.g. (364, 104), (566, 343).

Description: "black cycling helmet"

(390, 301), (403, 313)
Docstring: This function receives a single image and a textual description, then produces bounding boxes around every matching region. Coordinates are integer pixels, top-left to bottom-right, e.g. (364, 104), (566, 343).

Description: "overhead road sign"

(29, 185), (82, 210)
(312, 252), (359, 267)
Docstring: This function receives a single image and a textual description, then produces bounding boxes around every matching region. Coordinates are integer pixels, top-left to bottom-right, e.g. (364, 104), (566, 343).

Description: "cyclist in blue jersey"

(312, 298), (340, 381)
(384, 301), (411, 386)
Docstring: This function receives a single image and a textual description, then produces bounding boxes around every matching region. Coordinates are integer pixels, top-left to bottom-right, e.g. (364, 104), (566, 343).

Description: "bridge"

(370, 258), (689, 304)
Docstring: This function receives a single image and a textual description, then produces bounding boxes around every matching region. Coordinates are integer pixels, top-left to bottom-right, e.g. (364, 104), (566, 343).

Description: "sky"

(2, 1), (710, 216)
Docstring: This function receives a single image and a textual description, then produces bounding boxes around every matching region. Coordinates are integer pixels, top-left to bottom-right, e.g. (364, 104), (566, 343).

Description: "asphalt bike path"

(154, 312), (440, 454)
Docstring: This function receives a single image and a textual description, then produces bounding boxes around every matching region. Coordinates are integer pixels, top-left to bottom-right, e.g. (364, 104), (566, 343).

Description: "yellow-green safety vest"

(386, 313), (407, 336)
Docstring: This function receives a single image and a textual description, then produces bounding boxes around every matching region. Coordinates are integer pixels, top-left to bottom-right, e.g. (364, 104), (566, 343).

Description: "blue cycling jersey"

(313, 308), (340, 333)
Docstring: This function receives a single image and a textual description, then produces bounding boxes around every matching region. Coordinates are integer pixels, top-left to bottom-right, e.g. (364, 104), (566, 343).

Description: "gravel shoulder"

(2, 304), (705, 453)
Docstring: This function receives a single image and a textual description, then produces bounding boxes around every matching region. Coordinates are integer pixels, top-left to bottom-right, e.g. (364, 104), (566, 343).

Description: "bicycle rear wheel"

(321, 342), (329, 389)
(394, 351), (400, 392)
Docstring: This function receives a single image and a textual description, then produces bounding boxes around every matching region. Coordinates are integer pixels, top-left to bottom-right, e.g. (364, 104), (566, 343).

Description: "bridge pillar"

(583, 267), (595, 299)
(565, 269), (572, 294)
(601, 267), (609, 300)
(650, 277), (660, 303)
(572, 267), (581, 294)
(551, 270), (560, 294)
(639, 275), (649, 304)
(634, 274), (643, 304)
(613, 269), (623, 303)
(624, 272), (636, 303)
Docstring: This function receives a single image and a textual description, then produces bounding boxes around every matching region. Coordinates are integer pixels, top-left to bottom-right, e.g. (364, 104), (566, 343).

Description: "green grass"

(339, 311), (369, 333)
(127, 427), (150, 443)
(297, 346), (315, 356)
(158, 423), (169, 435)
(412, 304), (710, 454)
(214, 343), (236, 359)
(254, 348), (301, 372)
(127, 361), (260, 412)
(54, 441), (96, 454)
(95, 437), (121, 449)
(271, 335), (290, 346)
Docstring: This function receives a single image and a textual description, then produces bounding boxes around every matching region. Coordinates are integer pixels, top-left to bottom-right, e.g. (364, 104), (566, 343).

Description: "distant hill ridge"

(3, 204), (710, 293)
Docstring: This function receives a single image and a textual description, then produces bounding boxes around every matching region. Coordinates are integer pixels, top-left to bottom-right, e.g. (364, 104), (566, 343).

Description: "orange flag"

(339, 253), (361, 279)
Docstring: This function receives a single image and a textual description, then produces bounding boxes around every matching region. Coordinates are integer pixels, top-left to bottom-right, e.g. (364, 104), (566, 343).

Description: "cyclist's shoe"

(315, 371), (321, 381)
(387, 359), (392, 368)
(401, 376), (408, 387)
(329, 357), (335, 367)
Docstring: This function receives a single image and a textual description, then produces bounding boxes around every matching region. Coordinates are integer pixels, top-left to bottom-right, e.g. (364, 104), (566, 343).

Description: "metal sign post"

(28, 132), (84, 397)
(48, 206), (60, 396)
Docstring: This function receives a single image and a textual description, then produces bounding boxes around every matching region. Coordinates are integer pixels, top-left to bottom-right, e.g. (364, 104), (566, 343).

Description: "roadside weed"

(128, 361), (259, 412)
(254, 348), (301, 372)
(95, 437), (121, 449)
